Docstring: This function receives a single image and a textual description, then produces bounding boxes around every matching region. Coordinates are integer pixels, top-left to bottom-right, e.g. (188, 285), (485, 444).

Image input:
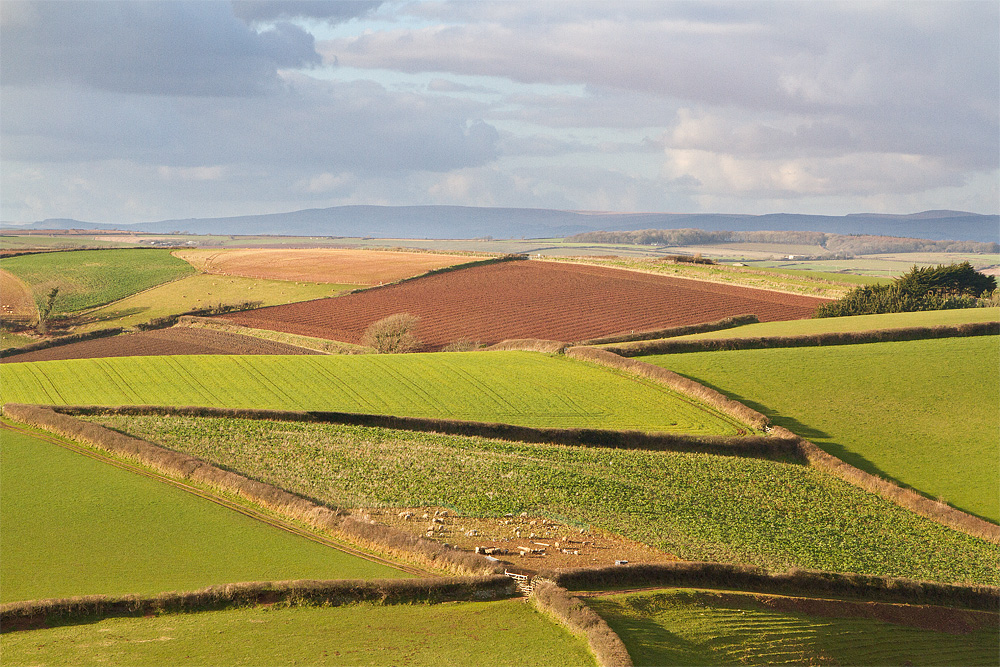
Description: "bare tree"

(362, 313), (421, 353)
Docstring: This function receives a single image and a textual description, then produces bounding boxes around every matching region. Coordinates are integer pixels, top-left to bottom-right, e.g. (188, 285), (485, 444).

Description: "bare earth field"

(0, 269), (37, 322)
(220, 260), (828, 350)
(0, 327), (322, 363)
(174, 248), (472, 285)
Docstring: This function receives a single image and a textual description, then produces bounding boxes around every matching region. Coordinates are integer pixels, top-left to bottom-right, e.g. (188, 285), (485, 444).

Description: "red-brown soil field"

(219, 260), (830, 351)
(174, 248), (471, 285)
(0, 327), (322, 363)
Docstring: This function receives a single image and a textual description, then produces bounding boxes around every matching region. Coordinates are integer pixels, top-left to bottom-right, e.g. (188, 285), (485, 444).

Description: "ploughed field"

(1, 327), (322, 363)
(219, 260), (829, 350)
(174, 248), (471, 285)
(0, 269), (36, 322)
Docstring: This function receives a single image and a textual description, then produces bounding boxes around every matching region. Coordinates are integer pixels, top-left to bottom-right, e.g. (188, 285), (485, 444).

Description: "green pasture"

(0, 331), (36, 350)
(77, 273), (353, 332)
(0, 599), (595, 667)
(551, 257), (858, 298)
(0, 235), (142, 251)
(0, 249), (196, 314)
(0, 352), (747, 434)
(672, 307), (1000, 340)
(648, 336), (1000, 522)
(0, 426), (407, 603)
(744, 254), (999, 277)
(87, 414), (1000, 585)
(587, 589), (999, 667)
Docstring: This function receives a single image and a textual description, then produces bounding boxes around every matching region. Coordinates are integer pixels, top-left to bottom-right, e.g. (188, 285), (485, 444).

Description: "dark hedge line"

(0, 327), (125, 359)
(538, 562), (1000, 612)
(579, 314), (759, 346)
(341, 253), (528, 296)
(531, 581), (633, 667)
(1, 404), (499, 577)
(43, 404), (801, 461)
(0, 576), (517, 631)
(601, 321), (999, 356)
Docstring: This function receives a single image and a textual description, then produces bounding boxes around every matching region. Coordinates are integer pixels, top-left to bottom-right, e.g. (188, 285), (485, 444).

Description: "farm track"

(220, 260), (829, 350)
(0, 421), (431, 578)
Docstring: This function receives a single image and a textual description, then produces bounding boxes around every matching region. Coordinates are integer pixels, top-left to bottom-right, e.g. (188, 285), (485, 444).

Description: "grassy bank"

(0, 352), (747, 434)
(84, 414), (1000, 585)
(0, 426), (407, 603)
(647, 336), (1000, 522)
(587, 589), (999, 666)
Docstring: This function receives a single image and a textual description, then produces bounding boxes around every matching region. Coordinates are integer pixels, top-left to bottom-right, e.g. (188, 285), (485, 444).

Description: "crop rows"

(85, 414), (1000, 585)
(221, 261), (828, 349)
(0, 352), (745, 434)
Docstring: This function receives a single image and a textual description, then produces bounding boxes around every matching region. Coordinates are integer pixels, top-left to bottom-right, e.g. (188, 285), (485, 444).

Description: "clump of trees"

(362, 313), (421, 353)
(815, 262), (997, 318)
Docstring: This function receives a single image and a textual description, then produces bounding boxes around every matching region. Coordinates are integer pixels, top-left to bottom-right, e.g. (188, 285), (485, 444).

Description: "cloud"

(1, 1), (319, 96)
(427, 78), (498, 94)
(231, 1), (381, 24)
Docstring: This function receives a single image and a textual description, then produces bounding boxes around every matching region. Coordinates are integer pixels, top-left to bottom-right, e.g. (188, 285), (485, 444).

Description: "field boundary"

(0, 576), (517, 632)
(176, 316), (370, 354)
(531, 581), (633, 667)
(599, 320), (999, 356)
(565, 347), (1000, 543)
(576, 314), (759, 346)
(536, 562), (1000, 611)
(0, 404), (501, 577)
(0, 327), (126, 359)
(31, 404), (802, 461)
(340, 253), (528, 296)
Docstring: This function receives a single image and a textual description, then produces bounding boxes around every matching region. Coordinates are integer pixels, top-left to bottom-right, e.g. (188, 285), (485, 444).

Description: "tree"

(361, 313), (421, 353)
(36, 287), (59, 334)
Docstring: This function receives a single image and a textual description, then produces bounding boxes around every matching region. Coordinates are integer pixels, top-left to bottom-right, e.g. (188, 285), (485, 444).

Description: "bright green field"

(673, 307), (1000, 340)
(0, 427), (407, 603)
(587, 589), (999, 667)
(0, 249), (196, 314)
(648, 336), (1000, 522)
(86, 415), (1000, 585)
(0, 352), (747, 434)
(0, 599), (596, 667)
(77, 273), (353, 332)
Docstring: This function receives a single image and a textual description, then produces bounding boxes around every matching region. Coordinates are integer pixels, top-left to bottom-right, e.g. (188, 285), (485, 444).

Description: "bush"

(362, 313), (421, 353)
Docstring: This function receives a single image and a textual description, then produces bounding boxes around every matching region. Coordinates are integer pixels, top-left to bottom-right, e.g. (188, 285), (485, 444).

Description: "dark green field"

(587, 589), (999, 666)
(648, 336), (1000, 522)
(0, 426), (408, 603)
(86, 414), (1000, 585)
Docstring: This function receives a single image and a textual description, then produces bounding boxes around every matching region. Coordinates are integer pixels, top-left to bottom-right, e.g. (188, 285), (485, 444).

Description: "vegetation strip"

(0, 327), (125, 359)
(538, 563), (999, 612)
(44, 404), (798, 461)
(531, 581), (633, 667)
(1, 404), (499, 576)
(177, 316), (369, 354)
(576, 314), (759, 346)
(0, 421), (429, 578)
(569, 346), (999, 543)
(0, 576), (517, 631)
(599, 321), (1000, 356)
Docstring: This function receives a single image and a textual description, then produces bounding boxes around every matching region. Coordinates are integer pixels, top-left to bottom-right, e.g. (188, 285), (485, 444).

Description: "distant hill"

(4, 206), (998, 243)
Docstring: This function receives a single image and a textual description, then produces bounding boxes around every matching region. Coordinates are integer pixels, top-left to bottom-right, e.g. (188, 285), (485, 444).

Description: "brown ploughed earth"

(359, 505), (678, 572)
(173, 248), (472, 285)
(219, 259), (830, 350)
(0, 269), (38, 323)
(1, 327), (323, 363)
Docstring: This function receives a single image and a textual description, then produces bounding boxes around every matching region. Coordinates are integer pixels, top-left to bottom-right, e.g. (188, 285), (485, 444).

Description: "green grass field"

(0, 426), (408, 603)
(587, 589), (999, 666)
(76, 273), (353, 332)
(0, 599), (596, 667)
(647, 336), (1000, 522)
(0, 352), (747, 434)
(0, 249), (196, 314)
(550, 257), (860, 298)
(744, 254), (1000, 277)
(672, 307), (1000, 340)
(85, 414), (1000, 585)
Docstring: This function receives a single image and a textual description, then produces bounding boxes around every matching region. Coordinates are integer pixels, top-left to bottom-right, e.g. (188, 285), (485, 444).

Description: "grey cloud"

(231, 1), (381, 24)
(427, 79), (498, 94)
(1, 1), (319, 96)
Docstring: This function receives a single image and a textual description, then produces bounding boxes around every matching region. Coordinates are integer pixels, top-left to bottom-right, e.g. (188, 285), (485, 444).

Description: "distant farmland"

(220, 260), (828, 350)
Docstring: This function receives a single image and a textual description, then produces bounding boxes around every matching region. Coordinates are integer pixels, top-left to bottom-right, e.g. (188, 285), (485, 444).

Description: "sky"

(1, 0), (998, 224)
